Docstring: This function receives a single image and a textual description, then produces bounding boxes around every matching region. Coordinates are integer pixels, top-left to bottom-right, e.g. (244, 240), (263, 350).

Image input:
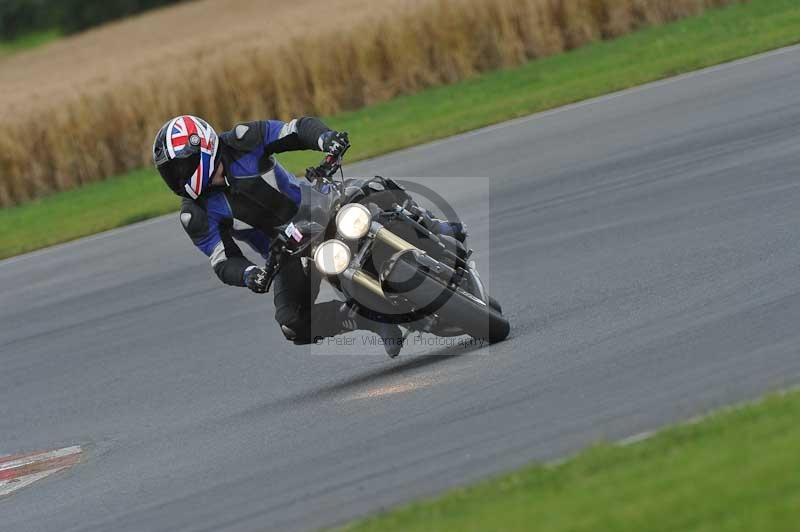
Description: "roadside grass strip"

(0, 29), (60, 56)
(340, 389), (800, 532)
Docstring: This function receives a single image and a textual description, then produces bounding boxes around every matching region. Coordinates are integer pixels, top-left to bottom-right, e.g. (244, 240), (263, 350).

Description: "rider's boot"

(423, 218), (467, 244)
(408, 206), (467, 244)
(343, 313), (404, 358)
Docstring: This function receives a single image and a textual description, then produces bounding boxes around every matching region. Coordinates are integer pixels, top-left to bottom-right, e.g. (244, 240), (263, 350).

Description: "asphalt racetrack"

(3, 46), (800, 531)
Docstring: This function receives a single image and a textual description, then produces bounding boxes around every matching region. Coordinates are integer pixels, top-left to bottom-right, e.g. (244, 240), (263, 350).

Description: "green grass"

(0, 29), (61, 56)
(341, 389), (800, 532)
(3, 0), (800, 258)
(0, 169), (179, 255)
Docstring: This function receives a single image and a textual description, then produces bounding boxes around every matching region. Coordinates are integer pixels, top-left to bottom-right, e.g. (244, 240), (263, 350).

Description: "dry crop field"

(0, 0), (740, 206)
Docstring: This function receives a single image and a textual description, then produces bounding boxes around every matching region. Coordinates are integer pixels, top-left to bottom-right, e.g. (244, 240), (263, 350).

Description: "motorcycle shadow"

(236, 341), (485, 421)
(303, 340), (487, 399)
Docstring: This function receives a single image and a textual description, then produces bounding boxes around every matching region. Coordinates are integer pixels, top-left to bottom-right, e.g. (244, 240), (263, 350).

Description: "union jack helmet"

(152, 115), (219, 198)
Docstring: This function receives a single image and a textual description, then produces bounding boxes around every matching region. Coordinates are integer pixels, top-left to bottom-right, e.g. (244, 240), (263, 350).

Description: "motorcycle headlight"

(336, 203), (371, 240)
(313, 239), (351, 275)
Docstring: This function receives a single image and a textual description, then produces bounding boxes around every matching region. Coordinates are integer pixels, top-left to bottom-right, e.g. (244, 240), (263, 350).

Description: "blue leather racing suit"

(179, 117), (352, 344)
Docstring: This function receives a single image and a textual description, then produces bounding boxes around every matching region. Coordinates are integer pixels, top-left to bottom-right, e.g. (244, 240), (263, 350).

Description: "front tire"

(382, 252), (510, 344)
(447, 287), (510, 343)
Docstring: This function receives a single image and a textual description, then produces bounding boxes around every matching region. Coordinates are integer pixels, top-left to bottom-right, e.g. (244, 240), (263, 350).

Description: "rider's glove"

(244, 266), (270, 294)
(319, 131), (350, 157)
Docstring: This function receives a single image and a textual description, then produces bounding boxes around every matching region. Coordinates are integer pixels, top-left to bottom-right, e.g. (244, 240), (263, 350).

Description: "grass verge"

(0, 29), (60, 56)
(3, 0), (800, 259)
(341, 389), (800, 532)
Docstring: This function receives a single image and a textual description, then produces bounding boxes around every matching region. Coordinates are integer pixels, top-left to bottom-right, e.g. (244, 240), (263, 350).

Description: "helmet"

(152, 115), (219, 198)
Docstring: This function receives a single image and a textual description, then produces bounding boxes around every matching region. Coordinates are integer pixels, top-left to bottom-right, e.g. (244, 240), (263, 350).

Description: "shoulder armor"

(220, 121), (264, 152)
(180, 197), (209, 240)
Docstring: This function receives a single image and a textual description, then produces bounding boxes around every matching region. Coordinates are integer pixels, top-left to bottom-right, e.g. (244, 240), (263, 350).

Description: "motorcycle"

(263, 150), (510, 354)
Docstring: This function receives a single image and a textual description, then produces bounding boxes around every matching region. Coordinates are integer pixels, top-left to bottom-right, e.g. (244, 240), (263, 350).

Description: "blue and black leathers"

(180, 117), (329, 287)
(179, 116), (377, 344)
(179, 117), (410, 350)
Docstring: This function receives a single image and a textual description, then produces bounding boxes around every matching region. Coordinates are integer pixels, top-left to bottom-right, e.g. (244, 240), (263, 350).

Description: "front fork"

(342, 222), (416, 298)
(343, 220), (464, 301)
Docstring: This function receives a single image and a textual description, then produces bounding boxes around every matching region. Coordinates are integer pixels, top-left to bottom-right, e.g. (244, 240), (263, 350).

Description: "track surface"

(3, 47), (800, 531)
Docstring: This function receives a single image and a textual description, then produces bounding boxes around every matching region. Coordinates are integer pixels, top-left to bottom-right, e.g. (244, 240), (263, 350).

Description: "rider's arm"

(181, 198), (253, 287)
(226, 117), (342, 157)
(212, 245), (253, 287)
(262, 117), (332, 155)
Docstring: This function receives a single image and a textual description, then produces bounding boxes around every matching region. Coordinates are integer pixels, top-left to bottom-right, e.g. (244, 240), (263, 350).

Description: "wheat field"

(0, 0), (741, 206)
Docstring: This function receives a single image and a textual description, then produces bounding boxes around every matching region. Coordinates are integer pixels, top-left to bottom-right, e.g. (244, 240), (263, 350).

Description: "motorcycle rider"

(151, 114), (406, 356)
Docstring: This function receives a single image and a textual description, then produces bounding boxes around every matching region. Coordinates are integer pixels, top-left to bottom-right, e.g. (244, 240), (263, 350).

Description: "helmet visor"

(157, 152), (200, 196)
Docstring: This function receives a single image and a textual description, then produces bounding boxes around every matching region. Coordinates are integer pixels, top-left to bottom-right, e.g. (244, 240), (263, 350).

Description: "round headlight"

(336, 203), (371, 240)
(313, 239), (351, 275)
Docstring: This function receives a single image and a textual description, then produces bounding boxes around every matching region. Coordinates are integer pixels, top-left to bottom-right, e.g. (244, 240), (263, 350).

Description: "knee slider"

(276, 311), (312, 344)
(280, 324), (298, 341)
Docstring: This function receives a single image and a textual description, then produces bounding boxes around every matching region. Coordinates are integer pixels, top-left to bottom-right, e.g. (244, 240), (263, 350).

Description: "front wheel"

(381, 252), (510, 344)
(443, 286), (510, 343)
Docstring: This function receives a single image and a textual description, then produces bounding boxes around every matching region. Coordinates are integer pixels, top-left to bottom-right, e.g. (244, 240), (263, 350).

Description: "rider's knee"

(280, 324), (316, 345)
(275, 308), (312, 344)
